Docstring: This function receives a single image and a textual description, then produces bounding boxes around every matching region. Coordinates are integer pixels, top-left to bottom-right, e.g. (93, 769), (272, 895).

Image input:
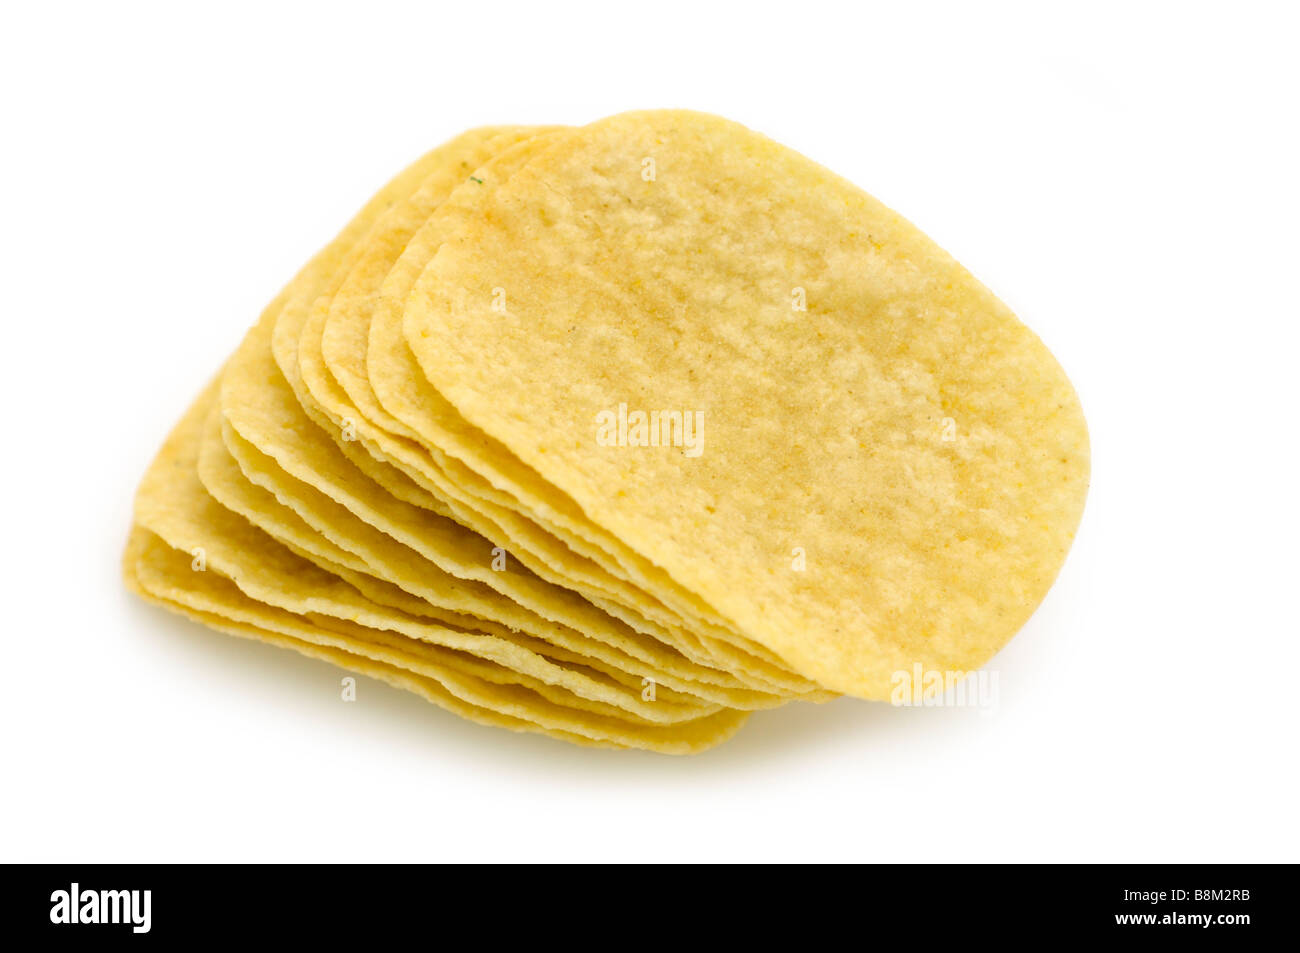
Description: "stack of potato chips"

(125, 111), (1089, 752)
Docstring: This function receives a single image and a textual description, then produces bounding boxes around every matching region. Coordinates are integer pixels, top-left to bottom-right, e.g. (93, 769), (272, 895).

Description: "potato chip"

(401, 110), (1089, 699)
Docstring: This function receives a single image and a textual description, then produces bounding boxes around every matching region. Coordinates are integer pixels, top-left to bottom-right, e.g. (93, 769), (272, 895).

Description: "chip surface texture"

(403, 110), (1090, 698)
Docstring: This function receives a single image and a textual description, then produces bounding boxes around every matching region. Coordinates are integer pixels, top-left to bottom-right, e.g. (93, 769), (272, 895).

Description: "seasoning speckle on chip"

(124, 110), (1088, 752)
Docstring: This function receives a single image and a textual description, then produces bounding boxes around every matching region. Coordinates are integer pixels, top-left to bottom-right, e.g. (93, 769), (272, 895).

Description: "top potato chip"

(401, 109), (1089, 699)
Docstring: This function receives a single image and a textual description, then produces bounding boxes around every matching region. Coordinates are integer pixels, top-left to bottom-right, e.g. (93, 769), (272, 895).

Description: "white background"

(2, 1), (1296, 863)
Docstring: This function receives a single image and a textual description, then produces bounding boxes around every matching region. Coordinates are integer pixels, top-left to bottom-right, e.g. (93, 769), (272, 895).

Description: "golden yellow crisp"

(402, 110), (1089, 699)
